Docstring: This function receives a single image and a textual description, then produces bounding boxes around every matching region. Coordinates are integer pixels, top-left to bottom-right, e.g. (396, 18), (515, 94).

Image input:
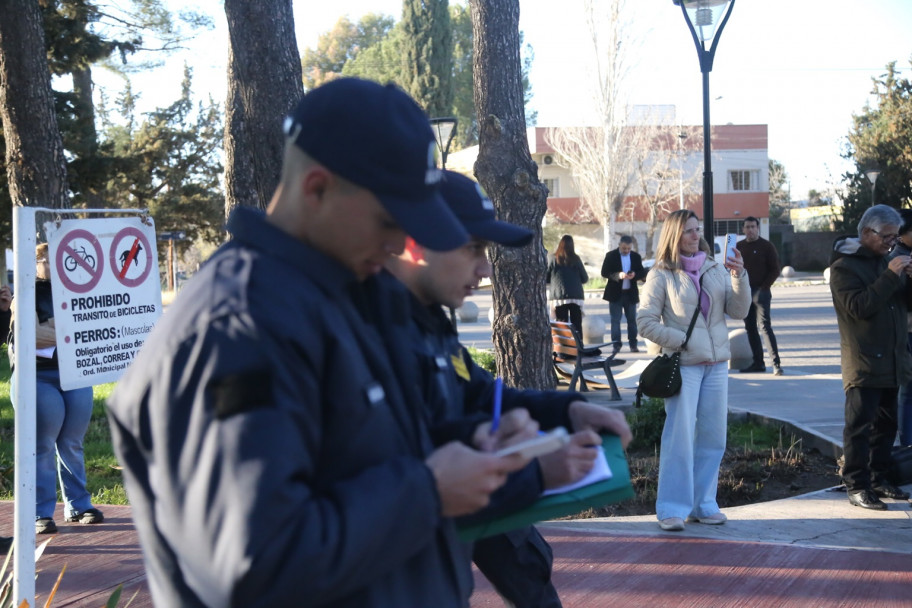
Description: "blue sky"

(127, 0), (912, 201)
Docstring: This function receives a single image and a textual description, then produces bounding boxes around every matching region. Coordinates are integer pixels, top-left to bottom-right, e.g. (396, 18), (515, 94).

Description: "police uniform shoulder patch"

(450, 350), (470, 381)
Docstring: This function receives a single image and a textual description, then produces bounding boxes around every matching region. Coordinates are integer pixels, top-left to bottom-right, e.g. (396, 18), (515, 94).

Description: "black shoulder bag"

(635, 283), (703, 408)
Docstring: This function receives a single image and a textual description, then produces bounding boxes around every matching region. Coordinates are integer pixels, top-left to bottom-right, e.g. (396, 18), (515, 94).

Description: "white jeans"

(656, 362), (728, 521)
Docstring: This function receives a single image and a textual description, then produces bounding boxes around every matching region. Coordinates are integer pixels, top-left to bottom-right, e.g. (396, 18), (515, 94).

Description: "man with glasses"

(829, 204), (912, 510)
(736, 216), (783, 375)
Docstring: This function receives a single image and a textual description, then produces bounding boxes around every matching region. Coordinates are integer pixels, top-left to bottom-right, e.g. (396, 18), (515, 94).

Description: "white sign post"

(45, 217), (162, 390)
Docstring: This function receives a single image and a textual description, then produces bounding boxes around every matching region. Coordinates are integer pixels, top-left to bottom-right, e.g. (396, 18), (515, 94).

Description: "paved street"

(458, 280), (848, 451)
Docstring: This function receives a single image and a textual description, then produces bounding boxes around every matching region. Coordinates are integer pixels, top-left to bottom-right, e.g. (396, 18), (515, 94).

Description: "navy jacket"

(107, 208), (471, 608)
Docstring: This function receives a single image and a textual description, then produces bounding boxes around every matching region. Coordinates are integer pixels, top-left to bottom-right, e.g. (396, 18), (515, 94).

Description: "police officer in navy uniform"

(382, 171), (633, 607)
(107, 79), (536, 608)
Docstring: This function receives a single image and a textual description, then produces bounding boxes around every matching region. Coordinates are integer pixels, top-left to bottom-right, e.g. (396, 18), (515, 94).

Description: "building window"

(543, 178), (559, 197)
(729, 169), (760, 192)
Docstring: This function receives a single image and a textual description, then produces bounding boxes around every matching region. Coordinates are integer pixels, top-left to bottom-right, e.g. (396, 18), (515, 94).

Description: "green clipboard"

(457, 434), (634, 542)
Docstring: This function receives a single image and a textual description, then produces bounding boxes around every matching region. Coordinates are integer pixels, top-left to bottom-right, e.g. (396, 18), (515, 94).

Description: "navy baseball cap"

(439, 171), (533, 248)
(283, 78), (468, 251)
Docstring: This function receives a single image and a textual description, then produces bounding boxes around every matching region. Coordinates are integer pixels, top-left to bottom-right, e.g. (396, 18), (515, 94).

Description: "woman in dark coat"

(546, 235), (588, 331)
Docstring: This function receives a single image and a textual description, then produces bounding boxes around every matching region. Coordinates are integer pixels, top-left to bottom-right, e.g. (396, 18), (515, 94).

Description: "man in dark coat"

(829, 204), (912, 510)
(736, 216), (783, 375)
(601, 235), (647, 353)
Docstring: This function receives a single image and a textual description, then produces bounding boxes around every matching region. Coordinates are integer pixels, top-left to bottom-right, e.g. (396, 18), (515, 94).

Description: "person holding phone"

(829, 204), (912, 510)
(601, 235), (648, 354)
(637, 210), (750, 532)
(736, 216), (784, 375)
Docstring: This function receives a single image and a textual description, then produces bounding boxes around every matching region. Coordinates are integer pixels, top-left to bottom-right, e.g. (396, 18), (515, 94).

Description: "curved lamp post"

(429, 117), (458, 170)
(673, 0), (736, 245)
(864, 166), (881, 205)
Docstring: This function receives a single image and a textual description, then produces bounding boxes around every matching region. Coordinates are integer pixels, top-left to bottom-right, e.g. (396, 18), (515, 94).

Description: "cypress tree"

(401, 0), (453, 117)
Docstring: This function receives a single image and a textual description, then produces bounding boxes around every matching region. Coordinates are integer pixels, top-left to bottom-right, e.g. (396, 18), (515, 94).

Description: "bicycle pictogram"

(64, 245), (96, 272)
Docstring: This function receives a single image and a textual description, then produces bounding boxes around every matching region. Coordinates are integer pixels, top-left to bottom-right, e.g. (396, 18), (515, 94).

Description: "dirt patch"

(574, 444), (841, 518)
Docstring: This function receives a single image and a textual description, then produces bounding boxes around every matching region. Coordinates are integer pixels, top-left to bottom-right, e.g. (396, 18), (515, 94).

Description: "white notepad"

(541, 447), (613, 497)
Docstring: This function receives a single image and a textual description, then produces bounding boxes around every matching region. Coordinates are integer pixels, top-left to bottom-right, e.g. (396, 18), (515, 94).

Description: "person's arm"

(636, 270), (687, 349)
(830, 260), (904, 321)
(578, 258), (589, 284)
(111, 329), (524, 607)
(761, 241), (781, 290)
(724, 264), (752, 320)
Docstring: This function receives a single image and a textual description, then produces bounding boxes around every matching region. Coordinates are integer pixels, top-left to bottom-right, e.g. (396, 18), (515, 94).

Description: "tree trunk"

(223, 0), (302, 214)
(0, 0), (70, 210)
(470, 0), (552, 390)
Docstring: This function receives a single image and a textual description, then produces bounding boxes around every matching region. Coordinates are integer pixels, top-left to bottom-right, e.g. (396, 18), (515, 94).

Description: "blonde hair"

(654, 210), (698, 271)
(36, 243), (49, 262)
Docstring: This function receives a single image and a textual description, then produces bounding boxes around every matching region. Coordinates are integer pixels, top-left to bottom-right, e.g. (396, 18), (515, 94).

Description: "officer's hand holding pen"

(473, 408), (539, 453)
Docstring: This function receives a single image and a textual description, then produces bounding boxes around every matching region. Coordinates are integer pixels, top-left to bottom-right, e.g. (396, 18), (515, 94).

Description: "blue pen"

(490, 377), (503, 434)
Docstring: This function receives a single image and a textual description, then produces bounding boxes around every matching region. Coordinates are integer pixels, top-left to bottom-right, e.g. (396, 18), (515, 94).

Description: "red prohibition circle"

(55, 229), (104, 294)
(109, 226), (153, 288)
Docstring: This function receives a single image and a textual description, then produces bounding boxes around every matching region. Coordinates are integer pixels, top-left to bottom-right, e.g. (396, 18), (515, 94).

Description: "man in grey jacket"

(829, 204), (912, 510)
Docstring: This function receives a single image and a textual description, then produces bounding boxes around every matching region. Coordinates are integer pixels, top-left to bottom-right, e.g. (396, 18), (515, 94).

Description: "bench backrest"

(550, 321), (581, 361)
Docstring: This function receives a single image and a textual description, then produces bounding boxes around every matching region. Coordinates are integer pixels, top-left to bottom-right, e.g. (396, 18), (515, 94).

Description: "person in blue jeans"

(601, 235), (647, 354)
(11, 244), (103, 534)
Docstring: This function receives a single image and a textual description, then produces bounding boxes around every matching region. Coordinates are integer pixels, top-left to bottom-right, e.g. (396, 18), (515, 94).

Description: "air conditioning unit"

(543, 155), (554, 165)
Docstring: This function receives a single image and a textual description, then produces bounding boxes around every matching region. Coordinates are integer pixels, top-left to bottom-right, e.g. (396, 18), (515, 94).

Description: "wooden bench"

(550, 321), (624, 400)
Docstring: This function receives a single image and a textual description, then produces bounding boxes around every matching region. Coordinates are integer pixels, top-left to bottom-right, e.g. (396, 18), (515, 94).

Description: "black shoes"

(66, 508), (105, 524)
(848, 489), (887, 510)
(739, 363), (767, 373)
(36, 517), (57, 534)
(872, 483), (911, 500)
(629, 344), (640, 353)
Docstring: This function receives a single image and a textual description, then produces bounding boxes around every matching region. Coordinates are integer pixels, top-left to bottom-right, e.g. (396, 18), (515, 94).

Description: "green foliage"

(768, 159), (790, 225)
(97, 66), (225, 250)
(402, 0), (453, 118)
(627, 397), (666, 451)
(302, 13), (396, 90)
(466, 346), (497, 375)
(303, 6), (536, 150)
(845, 60), (912, 213)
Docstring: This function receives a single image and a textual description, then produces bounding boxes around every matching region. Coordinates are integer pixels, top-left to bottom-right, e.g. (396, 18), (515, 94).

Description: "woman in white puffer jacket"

(637, 209), (751, 532)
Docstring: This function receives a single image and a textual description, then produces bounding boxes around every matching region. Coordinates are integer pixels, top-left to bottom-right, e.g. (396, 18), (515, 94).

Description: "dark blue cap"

(439, 171), (533, 248)
(283, 78), (468, 251)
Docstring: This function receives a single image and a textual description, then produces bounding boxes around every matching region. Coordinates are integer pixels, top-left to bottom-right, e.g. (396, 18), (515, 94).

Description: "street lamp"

(673, 0), (736, 246)
(429, 117), (458, 169)
(864, 166), (881, 205)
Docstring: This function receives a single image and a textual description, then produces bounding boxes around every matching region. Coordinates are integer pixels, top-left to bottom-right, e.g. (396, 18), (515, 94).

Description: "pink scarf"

(680, 252), (710, 319)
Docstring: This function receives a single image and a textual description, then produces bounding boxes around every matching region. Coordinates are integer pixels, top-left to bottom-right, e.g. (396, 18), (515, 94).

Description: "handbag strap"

(681, 275), (703, 349)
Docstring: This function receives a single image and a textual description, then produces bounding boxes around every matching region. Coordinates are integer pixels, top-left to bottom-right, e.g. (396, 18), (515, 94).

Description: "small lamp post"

(429, 117), (458, 170)
(864, 166), (881, 205)
(673, 0), (736, 246)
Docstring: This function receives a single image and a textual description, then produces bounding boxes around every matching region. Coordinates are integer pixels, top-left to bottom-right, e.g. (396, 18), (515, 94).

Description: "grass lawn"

(0, 347), (128, 505)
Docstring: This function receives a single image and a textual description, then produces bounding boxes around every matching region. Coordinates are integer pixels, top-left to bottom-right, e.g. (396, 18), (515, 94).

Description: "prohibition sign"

(109, 226), (153, 288)
(55, 228), (104, 294)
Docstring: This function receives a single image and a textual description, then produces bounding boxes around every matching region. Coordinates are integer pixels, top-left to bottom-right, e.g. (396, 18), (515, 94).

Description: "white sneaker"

(659, 517), (685, 531)
(686, 512), (727, 525)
